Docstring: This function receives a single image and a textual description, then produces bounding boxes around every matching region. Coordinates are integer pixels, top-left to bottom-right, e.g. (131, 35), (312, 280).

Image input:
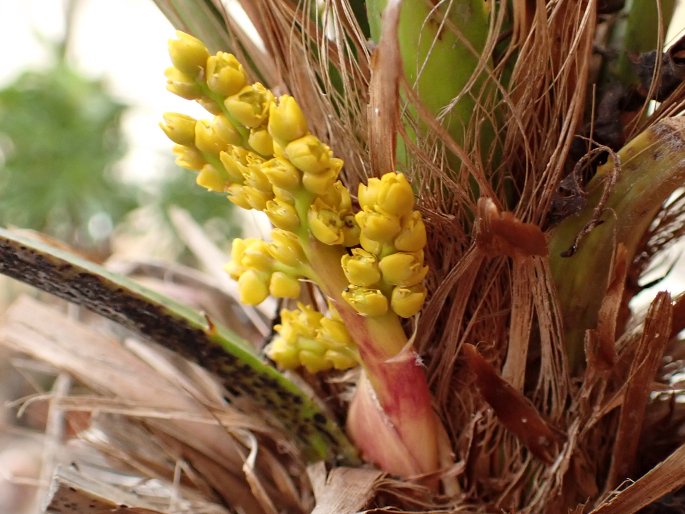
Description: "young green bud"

(224, 83), (274, 128)
(269, 271), (301, 298)
(261, 158), (301, 190)
(285, 135), (332, 174)
(391, 284), (427, 318)
(160, 113), (197, 146)
(342, 286), (389, 316)
(341, 248), (381, 287)
(206, 52), (247, 97)
(395, 211), (427, 252)
(378, 252), (428, 286)
(268, 95), (309, 143)
(168, 31), (209, 76)
(238, 269), (269, 305)
(164, 67), (202, 100)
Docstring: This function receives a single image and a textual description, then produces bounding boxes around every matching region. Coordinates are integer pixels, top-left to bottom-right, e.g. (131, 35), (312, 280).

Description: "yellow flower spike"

(391, 284), (427, 318)
(206, 52), (247, 97)
(195, 119), (224, 155)
(268, 95), (309, 143)
(342, 285), (389, 316)
(359, 233), (383, 256)
(358, 177), (383, 209)
(212, 114), (243, 147)
(226, 184), (252, 209)
(248, 127), (274, 156)
(266, 337), (300, 370)
(342, 248), (381, 287)
(168, 31), (209, 76)
(395, 211), (428, 252)
(240, 239), (273, 271)
(224, 83), (274, 128)
(164, 66), (203, 100)
(172, 144), (205, 171)
(302, 169), (339, 195)
(264, 198), (300, 231)
(324, 349), (358, 370)
(342, 213), (361, 247)
(379, 252), (428, 286)
(285, 134), (332, 174)
(356, 207), (402, 242)
(237, 269), (270, 305)
(308, 203), (344, 245)
(196, 164), (227, 192)
(269, 272), (301, 298)
(261, 158), (301, 190)
(376, 173), (415, 217)
(160, 113), (197, 146)
(269, 229), (307, 268)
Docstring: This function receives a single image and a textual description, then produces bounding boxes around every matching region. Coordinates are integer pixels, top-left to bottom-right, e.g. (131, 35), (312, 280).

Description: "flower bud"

(299, 350), (330, 374)
(224, 83), (274, 128)
(395, 211), (427, 252)
(356, 208), (401, 242)
(324, 349), (358, 370)
(196, 164), (226, 192)
(342, 286), (388, 316)
(220, 147), (250, 182)
(172, 144), (205, 171)
(341, 248), (381, 287)
(342, 213), (361, 247)
(226, 184), (252, 209)
(248, 127), (274, 156)
(195, 119), (224, 155)
(318, 317), (353, 348)
(302, 168), (338, 195)
(212, 114), (242, 146)
(308, 204), (344, 245)
(168, 31), (209, 76)
(261, 158), (301, 190)
(196, 97), (222, 115)
(359, 233), (383, 256)
(318, 179), (350, 211)
(164, 66), (202, 100)
(268, 95), (308, 143)
(379, 252), (428, 286)
(267, 337), (300, 369)
(238, 269), (269, 305)
(269, 272), (301, 298)
(226, 238), (248, 279)
(269, 229), (306, 267)
(376, 173), (415, 217)
(358, 177), (382, 209)
(206, 52), (247, 97)
(285, 135), (331, 174)
(265, 198), (300, 231)
(160, 113), (197, 146)
(240, 239), (273, 271)
(391, 284), (427, 318)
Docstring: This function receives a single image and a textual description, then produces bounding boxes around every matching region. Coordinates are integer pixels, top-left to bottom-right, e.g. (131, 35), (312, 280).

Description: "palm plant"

(4, 0), (685, 513)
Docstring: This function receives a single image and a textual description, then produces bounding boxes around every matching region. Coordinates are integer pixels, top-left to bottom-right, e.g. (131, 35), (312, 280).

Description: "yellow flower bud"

(265, 198), (300, 231)
(172, 144), (205, 171)
(325, 349), (358, 370)
(224, 83), (274, 128)
(358, 177), (382, 209)
(302, 168), (339, 195)
(359, 233), (383, 256)
(268, 95), (309, 143)
(269, 272), (301, 298)
(356, 207), (401, 242)
(261, 158), (301, 190)
(220, 146), (250, 182)
(391, 284), (427, 318)
(268, 229), (307, 268)
(245, 186), (273, 210)
(240, 239), (272, 271)
(341, 248), (381, 287)
(273, 139), (287, 159)
(376, 173), (415, 217)
(300, 350), (330, 374)
(267, 337), (300, 369)
(196, 164), (226, 192)
(226, 184), (252, 209)
(206, 52), (247, 97)
(342, 213), (361, 247)
(308, 204), (344, 245)
(238, 269), (269, 305)
(283, 304), (321, 338)
(248, 127), (274, 156)
(243, 161), (271, 193)
(160, 113), (197, 146)
(395, 211), (427, 252)
(379, 252), (428, 286)
(168, 31), (209, 76)
(318, 317), (354, 348)
(212, 114), (242, 146)
(164, 66), (202, 100)
(196, 97), (222, 115)
(342, 285), (388, 316)
(317, 178), (350, 211)
(195, 119), (224, 155)
(285, 135), (331, 174)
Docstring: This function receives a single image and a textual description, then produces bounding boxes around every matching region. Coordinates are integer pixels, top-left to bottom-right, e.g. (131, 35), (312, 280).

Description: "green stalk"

(550, 117), (685, 371)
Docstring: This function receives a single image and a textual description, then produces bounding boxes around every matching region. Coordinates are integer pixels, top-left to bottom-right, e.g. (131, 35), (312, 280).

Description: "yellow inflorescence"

(162, 32), (430, 372)
(267, 303), (359, 373)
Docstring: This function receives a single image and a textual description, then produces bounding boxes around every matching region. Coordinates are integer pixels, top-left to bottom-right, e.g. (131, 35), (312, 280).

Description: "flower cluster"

(267, 303), (359, 373)
(341, 173), (428, 318)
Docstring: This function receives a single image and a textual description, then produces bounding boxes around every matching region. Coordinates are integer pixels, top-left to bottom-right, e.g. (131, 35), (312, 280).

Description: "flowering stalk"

(161, 31), (448, 477)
